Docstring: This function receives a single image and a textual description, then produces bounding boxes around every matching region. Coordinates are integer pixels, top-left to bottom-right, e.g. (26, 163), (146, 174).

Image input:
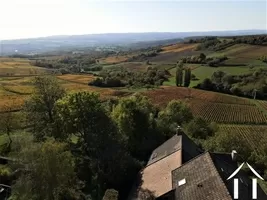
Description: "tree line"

(178, 53), (228, 67)
(89, 67), (170, 88)
(186, 35), (267, 52)
(195, 69), (267, 99)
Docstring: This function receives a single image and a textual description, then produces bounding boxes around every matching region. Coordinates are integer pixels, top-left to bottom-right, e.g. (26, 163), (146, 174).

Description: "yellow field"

(0, 77), (33, 85)
(62, 83), (115, 96)
(0, 73), (121, 112)
(56, 74), (95, 84)
(161, 43), (198, 53)
(0, 95), (29, 112)
(0, 57), (31, 62)
(0, 58), (48, 76)
(3, 85), (34, 94)
(100, 55), (132, 64)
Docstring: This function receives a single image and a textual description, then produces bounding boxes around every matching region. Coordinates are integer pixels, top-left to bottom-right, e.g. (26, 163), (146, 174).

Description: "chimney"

(231, 150), (237, 161)
(176, 126), (183, 135)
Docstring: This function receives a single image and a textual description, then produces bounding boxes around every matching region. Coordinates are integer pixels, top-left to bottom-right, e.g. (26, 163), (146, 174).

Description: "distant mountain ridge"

(0, 30), (266, 55)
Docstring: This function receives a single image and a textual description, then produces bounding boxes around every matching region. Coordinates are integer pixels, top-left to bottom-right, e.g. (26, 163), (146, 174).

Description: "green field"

(164, 65), (264, 87)
(151, 43), (267, 87)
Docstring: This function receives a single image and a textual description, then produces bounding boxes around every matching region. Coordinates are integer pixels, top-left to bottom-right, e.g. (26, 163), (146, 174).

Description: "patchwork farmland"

(1, 39), (267, 158)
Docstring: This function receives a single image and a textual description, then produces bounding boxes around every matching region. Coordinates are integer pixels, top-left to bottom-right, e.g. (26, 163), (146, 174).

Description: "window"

(178, 178), (186, 186)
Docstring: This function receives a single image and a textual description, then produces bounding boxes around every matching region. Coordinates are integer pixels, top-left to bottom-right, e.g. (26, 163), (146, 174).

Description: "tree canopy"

(10, 140), (82, 200)
(25, 76), (65, 140)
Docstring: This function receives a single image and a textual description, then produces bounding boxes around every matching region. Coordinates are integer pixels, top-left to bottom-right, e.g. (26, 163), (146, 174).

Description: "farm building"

(128, 130), (266, 200)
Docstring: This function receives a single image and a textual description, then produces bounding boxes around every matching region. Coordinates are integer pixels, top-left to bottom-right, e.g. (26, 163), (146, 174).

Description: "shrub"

(185, 117), (215, 139)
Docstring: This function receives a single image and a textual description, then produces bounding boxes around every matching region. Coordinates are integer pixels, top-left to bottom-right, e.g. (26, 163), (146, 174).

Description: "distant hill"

(0, 30), (266, 55)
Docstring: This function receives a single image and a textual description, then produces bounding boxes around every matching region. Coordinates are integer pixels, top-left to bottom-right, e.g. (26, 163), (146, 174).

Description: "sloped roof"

(147, 134), (182, 166)
(172, 152), (232, 200)
(180, 132), (203, 162)
(129, 133), (203, 199)
(129, 132), (266, 200)
(147, 133), (202, 166)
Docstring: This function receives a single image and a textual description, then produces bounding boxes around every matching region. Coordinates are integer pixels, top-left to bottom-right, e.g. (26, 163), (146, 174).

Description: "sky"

(0, 0), (266, 40)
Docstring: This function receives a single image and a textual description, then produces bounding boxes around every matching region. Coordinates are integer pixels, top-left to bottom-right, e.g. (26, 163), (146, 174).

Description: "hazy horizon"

(1, 0), (266, 40)
(1, 29), (266, 41)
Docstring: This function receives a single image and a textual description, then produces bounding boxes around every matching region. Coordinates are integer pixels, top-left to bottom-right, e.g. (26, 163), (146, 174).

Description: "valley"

(1, 34), (267, 198)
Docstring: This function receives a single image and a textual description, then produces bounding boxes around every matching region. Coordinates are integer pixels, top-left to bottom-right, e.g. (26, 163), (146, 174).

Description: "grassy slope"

(190, 65), (264, 87)
(164, 65), (264, 87)
(209, 44), (267, 65)
(163, 44), (267, 87)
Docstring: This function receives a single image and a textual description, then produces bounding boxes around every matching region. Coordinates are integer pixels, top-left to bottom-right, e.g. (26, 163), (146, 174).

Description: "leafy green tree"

(11, 139), (82, 200)
(25, 76), (65, 140)
(222, 74), (234, 86)
(199, 53), (206, 61)
(200, 78), (214, 90)
(157, 100), (193, 136)
(184, 68), (191, 87)
(54, 92), (115, 141)
(54, 92), (141, 199)
(0, 106), (21, 152)
(111, 94), (162, 161)
(175, 61), (184, 87)
(204, 129), (252, 160)
(175, 68), (179, 87)
(211, 71), (226, 85)
(185, 117), (215, 139)
(176, 67), (183, 87)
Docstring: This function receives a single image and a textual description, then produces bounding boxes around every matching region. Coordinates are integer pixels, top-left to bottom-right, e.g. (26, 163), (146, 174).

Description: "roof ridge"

(147, 134), (181, 166)
(171, 151), (209, 174)
(211, 151), (231, 155)
(146, 148), (181, 167)
(210, 152), (241, 169)
(152, 134), (180, 152)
